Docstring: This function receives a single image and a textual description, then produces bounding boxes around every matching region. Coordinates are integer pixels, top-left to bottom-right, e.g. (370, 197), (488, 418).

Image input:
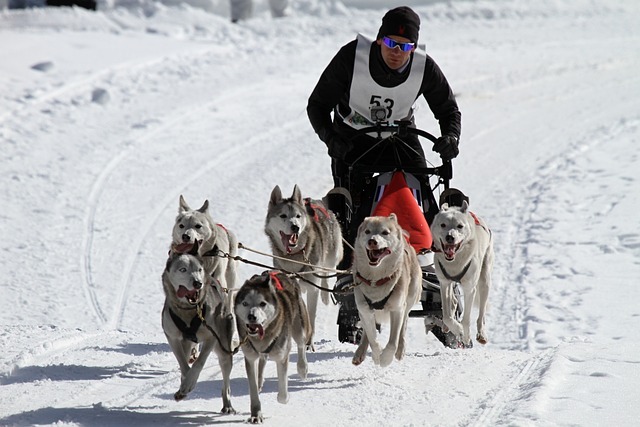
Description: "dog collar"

(355, 271), (394, 287)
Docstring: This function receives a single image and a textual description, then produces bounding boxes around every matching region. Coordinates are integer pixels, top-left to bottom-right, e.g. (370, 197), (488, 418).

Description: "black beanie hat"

(376, 6), (420, 43)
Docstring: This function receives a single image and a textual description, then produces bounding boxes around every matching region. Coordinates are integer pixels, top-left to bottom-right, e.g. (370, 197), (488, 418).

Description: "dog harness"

(169, 303), (208, 343)
(304, 198), (330, 223)
(437, 260), (472, 283)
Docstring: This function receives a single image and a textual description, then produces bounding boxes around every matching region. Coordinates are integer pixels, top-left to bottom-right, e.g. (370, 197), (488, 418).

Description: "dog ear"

(197, 200), (209, 213)
(460, 200), (469, 213)
(270, 185), (282, 206)
(440, 203), (449, 211)
(179, 195), (190, 213)
(292, 185), (303, 204)
(388, 213), (398, 223)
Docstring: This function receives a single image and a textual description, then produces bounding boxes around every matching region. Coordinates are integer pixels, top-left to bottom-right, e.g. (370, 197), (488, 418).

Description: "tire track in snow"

(470, 348), (557, 427)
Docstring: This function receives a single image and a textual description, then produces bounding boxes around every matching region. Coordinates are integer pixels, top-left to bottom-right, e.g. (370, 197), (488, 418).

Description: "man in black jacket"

(307, 6), (462, 344)
(307, 6), (461, 189)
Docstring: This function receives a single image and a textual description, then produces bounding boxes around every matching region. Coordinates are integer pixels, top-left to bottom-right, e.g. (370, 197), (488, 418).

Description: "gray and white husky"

(171, 195), (238, 294)
(431, 201), (494, 346)
(264, 185), (342, 346)
(351, 214), (421, 367)
(234, 271), (312, 424)
(161, 242), (236, 413)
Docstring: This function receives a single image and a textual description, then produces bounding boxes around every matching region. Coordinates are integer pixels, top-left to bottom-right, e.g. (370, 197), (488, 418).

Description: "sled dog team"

(161, 186), (493, 423)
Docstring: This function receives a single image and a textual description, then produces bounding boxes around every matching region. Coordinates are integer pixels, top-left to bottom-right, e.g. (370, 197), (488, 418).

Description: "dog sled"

(324, 120), (469, 349)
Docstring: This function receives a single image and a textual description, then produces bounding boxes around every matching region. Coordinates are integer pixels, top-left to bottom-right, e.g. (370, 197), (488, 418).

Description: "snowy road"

(1, 1), (640, 426)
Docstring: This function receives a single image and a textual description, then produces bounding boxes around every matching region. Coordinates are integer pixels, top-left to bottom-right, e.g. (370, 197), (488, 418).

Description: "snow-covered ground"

(1, 0), (639, 425)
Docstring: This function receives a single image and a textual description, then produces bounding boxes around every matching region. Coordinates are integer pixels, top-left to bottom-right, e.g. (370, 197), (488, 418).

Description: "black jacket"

(307, 38), (461, 147)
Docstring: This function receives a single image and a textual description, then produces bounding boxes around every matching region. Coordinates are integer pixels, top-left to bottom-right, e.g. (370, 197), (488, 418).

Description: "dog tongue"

(248, 324), (265, 339)
(173, 243), (194, 253)
(176, 285), (197, 299)
(444, 245), (456, 259)
(279, 231), (299, 253)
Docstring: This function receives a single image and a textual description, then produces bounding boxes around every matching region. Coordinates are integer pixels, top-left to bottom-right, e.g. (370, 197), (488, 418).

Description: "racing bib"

(342, 33), (426, 129)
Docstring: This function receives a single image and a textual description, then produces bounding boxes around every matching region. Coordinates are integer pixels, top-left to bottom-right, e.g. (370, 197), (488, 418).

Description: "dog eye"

(296, 214), (301, 218)
(280, 214), (287, 219)
(364, 229), (370, 235)
(179, 267), (187, 272)
(259, 301), (267, 307)
(382, 230), (390, 235)
(440, 223), (446, 228)
(457, 224), (464, 229)
(179, 224), (185, 229)
(242, 301), (248, 307)
(196, 224), (202, 229)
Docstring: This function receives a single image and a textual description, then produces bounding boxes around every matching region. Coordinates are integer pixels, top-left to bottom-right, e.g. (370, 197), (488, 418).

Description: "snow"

(1, 0), (640, 425)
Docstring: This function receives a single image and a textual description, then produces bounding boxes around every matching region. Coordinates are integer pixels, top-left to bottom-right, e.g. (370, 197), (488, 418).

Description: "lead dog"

(264, 185), (342, 347)
(351, 214), (421, 367)
(431, 200), (494, 346)
(161, 242), (236, 413)
(171, 195), (238, 293)
(234, 271), (312, 424)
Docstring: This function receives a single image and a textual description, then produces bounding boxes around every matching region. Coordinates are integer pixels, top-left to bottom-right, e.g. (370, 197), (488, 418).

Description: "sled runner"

(324, 120), (469, 348)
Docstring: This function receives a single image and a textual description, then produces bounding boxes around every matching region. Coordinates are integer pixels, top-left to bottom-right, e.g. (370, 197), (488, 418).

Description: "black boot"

(334, 274), (362, 344)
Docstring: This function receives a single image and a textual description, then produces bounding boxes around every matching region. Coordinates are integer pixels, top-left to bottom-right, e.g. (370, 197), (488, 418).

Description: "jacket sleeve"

(307, 41), (357, 145)
(421, 57), (462, 140)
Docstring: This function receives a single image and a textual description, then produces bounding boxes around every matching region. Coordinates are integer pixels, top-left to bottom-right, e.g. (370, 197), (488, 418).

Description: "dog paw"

(306, 343), (315, 352)
(476, 333), (488, 345)
(174, 391), (187, 401)
(220, 405), (236, 415)
(297, 361), (308, 379)
(380, 347), (395, 367)
(352, 353), (366, 366)
(248, 413), (264, 424)
(277, 391), (289, 404)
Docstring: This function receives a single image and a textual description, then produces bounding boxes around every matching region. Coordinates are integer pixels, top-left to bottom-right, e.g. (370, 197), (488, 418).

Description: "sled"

(325, 120), (469, 349)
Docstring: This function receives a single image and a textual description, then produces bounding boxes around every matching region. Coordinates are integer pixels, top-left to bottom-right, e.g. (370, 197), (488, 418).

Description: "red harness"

(269, 271), (284, 291)
(304, 198), (330, 223)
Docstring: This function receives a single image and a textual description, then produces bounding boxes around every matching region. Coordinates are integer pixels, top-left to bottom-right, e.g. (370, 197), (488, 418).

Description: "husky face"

(234, 281), (278, 340)
(165, 251), (207, 305)
(355, 214), (405, 267)
(172, 195), (215, 253)
(265, 185), (310, 254)
(431, 201), (473, 261)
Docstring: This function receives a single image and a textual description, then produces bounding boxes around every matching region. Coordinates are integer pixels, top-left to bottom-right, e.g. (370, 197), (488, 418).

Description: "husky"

(264, 185), (343, 347)
(351, 214), (421, 367)
(234, 271), (312, 424)
(431, 200), (494, 346)
(161, 242), (236, 413)
(171, 195), (238, 293)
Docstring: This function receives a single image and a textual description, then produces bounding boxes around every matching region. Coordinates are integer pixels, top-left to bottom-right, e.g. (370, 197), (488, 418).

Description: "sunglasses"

(382, 36), (415, 52)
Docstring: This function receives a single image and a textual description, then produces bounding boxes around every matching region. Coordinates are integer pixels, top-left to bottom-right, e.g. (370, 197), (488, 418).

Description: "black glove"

(432, 135), (459, 161)
(327, 135), (353, 160)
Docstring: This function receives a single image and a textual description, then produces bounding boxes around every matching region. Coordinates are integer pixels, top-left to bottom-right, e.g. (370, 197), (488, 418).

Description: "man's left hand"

(432, 135), (459, 161)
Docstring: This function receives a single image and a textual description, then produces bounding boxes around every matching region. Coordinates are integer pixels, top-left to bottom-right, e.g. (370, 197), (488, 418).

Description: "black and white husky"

(264, 185), (342, 346)
(161, 243), (236, 413)
(234, 271), (312, 424)
(171, 195), (238, 293)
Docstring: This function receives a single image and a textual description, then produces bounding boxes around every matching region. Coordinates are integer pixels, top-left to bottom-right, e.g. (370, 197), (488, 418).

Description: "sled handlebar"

(353, 120), (439, 144)
(346, 120), (452, 181)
